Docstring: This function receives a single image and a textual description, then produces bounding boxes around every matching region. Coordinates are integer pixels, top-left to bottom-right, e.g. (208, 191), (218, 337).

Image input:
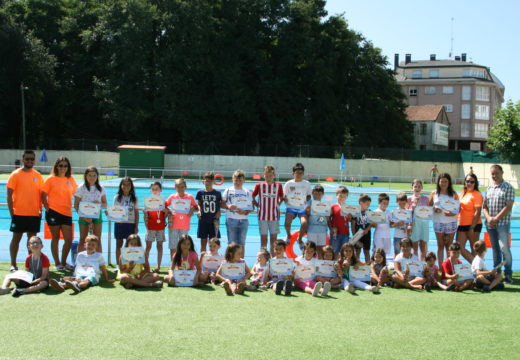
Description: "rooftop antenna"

(449, 17), (454, 58)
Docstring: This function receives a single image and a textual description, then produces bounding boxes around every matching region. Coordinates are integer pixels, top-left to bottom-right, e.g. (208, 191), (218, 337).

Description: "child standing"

(222, 170), (253, 251)
(423, 251), (448, 290)
(118, 235), (162, 289)
(164, 234), (201, 287)
(339, 243), (379, 294)
(196, 172), (222, 253)
(266, 239), (293, 295)
(144, 182), (167, 273)
(441, 242), (473, 291)
(0, 236), (50, 297)
(216, 242), (251, 295)
(373, 193), (393, 256)
(113, 177), (139, 267)
(351, 194), (373, 264)
(391, 238), (425, 290)
(408, 179), (430, 260)
(471, 240), (504, 291)
(252, 165), (284, 253)
(248, 248), (270, 290)
(370, 248), (391, 287)
(294, 241), (331, 297)
(199, 238), (224, 283)
(330, 186), (350, 256)
(393, 192), (408, 258)
(166, 178), (198, 259)
(305, 184), (330, 258)
(283, 163), (312, 248)
(49, 235), (114, 293)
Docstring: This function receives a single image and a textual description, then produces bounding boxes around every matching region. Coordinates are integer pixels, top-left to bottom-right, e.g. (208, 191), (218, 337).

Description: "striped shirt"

(252, 182), (284, 221)
(484, 181), (515, 227)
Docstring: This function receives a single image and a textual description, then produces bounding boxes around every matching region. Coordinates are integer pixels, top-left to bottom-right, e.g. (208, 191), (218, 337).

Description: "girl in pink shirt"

(165, 235), (201, 286)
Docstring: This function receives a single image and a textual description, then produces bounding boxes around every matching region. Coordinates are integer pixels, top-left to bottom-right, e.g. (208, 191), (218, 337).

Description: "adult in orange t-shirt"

(6, 150), (44, 272)
(457, 173), (483, 263)
(42, 156), (78, 270)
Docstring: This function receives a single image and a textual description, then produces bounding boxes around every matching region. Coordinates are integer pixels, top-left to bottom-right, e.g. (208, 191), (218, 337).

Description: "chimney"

(461, 53), (467, 62)
(455, 56), (461, 61)
(405, 54), (411, 64)
(394, 54), (399, 70)
(430, 54), (436, 61)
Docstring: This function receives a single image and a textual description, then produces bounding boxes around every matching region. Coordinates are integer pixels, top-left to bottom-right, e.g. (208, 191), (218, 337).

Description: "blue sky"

(324, 0), (520, 103)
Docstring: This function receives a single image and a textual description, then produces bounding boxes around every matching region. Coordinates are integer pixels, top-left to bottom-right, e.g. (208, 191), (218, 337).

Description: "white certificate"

(406, 261), (425, 277)
(414, 206), (433, 220)
(221, 262), (246, 280)
(107, 205), (128, 222)
(367, 210), (387, 224)
(10, 270), (34, 283)
(173, 270), (197, 286)
(311, 201), (331, 216)
(78, 202), (101, 219)
(201, 255), (224, 273)
(454, 264), (474, 281)
(349, 265), (371, 281)
(392, 209), (413, 223)
(294, 265), (316, 281)
(170, 198), (191, 214)
(269, 258), (293, 276)
(75, 261), (97, 277)
(121, 247), (145, 264)
(341, 204), (361, 217)
(144, 196), (165, 211)
(287, 194), (305, 208)
(316, 260), (337, 277)
(440, 198), (460, 214)
(232, 196), (253, 211)
(349, 229), (365, 245)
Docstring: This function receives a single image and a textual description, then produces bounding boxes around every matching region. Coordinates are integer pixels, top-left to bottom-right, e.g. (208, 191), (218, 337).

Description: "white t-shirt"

(284, 179), (312, 210)
(433, 193), (457, 224)
(113, 195), (139, 224)
(74, 184), (106, 203)
(295, 255), (318, 267)
(394, 253), (419, 272)
(223, 187), (251, 220)
(471, 255), (487, 275)
(74, 251), (106, 281)
(374, 209), (392, 239)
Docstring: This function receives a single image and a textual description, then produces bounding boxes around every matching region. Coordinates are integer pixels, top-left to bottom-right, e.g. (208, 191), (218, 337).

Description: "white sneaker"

(312, 282), (323, 297)
(65, 280), (81, 293)
(371, 285), (380, 294)
(346, 283), (355, 294)
(321, 282), (331, 297)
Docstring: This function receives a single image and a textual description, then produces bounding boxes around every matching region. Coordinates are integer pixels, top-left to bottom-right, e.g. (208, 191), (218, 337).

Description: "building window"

(420, 124), (427, 136)
(425, 86), (436, 95)
(444, 104), (453, 113)
(442, 86), (454, 94)
(476, 87), (490, 101)
(474, 123), (489, 138)
(464, 68), (485, 78)
(429, 70), (439, 78)
(412, 70), (422, 79)
(462, 86), (472, 101)
(475, 105), (490, 120)
(461, 104), (471, 119)
(409, 88), (417, 96)
(461, 123), (470, 138)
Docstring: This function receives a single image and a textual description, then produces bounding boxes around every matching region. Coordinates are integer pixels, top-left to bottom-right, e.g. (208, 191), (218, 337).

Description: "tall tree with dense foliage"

(488, 100), (520, 160)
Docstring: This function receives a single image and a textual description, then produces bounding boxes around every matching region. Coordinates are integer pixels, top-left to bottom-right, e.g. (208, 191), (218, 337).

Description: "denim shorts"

(286, 208), (307, 217)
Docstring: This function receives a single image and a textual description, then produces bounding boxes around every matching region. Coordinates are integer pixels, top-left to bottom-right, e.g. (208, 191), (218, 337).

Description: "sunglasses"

(24, 158), (35, 161)
(465, 180), (475, 184)
(58, 164), (69, 168)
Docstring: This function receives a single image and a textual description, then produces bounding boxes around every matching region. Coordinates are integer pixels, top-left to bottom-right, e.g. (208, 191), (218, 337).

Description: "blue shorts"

(286, 208), (307, 217)
(197, 221), (220, 239)
(333, 234), (349, 254)
(114, 223), (135, 240)
(411, 218), (429, 243)
(393, 237), (404, 255)
(77, 275), (98, 286)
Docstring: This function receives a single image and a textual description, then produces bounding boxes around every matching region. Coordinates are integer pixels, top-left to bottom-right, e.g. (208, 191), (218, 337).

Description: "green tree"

(488, 100), (520, 160)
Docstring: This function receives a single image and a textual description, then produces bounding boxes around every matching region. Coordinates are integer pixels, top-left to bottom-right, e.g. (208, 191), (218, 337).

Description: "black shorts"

(46, 209), (73, 226)
(10, 215), (41, 234)
(114, 223), (135, 240)
(197, 222), (220, 239)
(359, 233), (371, 251)
(457, 224), (483, 233)
(17, 280), (32, 288)
(475, 274), (496, 288)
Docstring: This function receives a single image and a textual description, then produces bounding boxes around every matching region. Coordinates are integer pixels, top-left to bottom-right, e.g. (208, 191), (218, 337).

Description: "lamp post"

(20, 82), (28, 149)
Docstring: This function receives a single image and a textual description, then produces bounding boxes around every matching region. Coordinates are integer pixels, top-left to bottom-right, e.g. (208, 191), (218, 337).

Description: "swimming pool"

(1, 179), (519, 270)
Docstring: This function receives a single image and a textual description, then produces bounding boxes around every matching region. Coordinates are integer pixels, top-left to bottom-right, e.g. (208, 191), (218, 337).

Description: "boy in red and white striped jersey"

(252, 165), (284, 253)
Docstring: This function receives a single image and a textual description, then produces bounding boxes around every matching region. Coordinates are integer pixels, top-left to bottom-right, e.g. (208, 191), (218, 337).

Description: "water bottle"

(71, 241), (79, 265)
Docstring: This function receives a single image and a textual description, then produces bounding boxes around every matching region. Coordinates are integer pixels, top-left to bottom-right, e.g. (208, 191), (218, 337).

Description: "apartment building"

(395, 53), (505, 151)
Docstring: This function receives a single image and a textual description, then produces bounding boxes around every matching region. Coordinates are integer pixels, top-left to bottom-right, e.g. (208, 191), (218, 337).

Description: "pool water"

(0, 179), (519, 270)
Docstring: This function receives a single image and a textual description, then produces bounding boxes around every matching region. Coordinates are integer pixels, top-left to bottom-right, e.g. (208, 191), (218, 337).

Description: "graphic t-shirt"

(196, 189), (222, 223)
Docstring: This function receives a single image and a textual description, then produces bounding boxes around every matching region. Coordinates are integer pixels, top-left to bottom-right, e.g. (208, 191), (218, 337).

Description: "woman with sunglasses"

(42, 156), (78, 270)
(456, 173), (483, 263)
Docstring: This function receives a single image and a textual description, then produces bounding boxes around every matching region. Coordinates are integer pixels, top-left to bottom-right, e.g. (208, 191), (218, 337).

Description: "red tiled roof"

(405, 105), (444, 122)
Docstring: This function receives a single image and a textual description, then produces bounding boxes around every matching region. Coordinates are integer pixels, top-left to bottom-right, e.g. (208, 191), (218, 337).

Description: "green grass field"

(0, 264), (518, 360)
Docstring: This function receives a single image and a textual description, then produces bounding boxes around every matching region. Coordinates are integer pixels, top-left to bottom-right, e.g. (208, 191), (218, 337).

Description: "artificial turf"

(0, 264), (518, 360)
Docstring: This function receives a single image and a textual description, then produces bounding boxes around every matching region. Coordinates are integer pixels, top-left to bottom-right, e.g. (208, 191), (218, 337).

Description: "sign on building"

(432, 123), (449, 147)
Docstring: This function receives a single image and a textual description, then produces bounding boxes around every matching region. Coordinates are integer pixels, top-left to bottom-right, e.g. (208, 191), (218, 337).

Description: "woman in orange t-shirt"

(456, 173), (483, 263)
(41, 157), (78, 270)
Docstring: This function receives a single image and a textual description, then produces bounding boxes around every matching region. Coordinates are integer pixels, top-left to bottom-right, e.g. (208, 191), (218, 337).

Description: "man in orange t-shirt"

(6, 150), (44, 272)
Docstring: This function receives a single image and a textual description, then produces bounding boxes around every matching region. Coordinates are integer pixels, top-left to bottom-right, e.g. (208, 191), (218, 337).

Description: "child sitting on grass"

(294, 241), (331, 297)
(471, 240), (504, 292)
(370, 248), (391, 287)
(423, 251), (448, 291)
(199, 238), (224, 284)
(441, 242), (473, 292)
(265, 239), (293, 295)
(339, 243), (379, 294)
(216, 242), (251, 295)
(248, 248), (270, 290)
(316, 245), (342, 289)
(165, 234), (201, 287)
(49, 235), (114, 293)
(391, 238), (424, 290)
(0, 236), (49, 297)
(118, 235), (162, 289)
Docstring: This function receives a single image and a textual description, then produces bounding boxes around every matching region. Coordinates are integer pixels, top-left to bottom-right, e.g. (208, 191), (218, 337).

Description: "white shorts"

(258, 220), (280, 236)
(307, 233), (327, 246)
(168, 229), (188, 249)
(146, 230), (165, 242)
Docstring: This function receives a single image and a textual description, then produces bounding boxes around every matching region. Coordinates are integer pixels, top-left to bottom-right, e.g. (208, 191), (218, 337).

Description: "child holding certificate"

(248, 248), (270, 290)
(0, 236), (50, 297)
(199, 238), (224, 284)
(306, 184), (330, 258)
(144, 182), (167, 273)
(351, 194), (373, 264)
(166, 178), (198, 259)
(391, 238), (424, 290)
(294, 241), (331, 297)
(164, 235), (201, 287)
(408, 179), (430, 261)
(372, 193), (393, 256)
(196, 172), (222, 253)
(441, 243), (473, 291)
(330, 186), (351, 256)
(316, 245), (342, 289)
(118, 235), (162, 289)
(113, 177), (139, 267)
(392, 192), (409, 257)
(49, 235), (114, 293)
(423, 252), (448, 291)
(74, 166), (107, 254)
(370, 248), (390, 287)
(471, 241), (504, 291)
(265, 240), (293, 295)
(339, 243), (379, 294)
(216, 242), (251, 295)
